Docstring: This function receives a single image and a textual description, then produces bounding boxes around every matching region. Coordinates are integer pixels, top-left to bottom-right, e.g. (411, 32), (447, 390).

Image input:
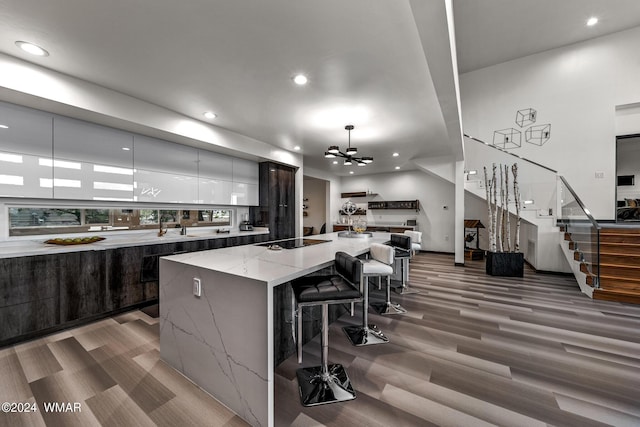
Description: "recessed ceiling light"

(293, 146), (300, 151)
(203, 111), (217, 119)
(586, 17), (598, 26)
(392, 152), (399, 157)
(122, 147), (130, 151)
(332, 160), (338, 164)
(395, 166), (400, 170)
(0, 124), (8, 129)
(349, 171), (354, 174)
(293, 74), (308, 85)
(15, 41), (49, 56)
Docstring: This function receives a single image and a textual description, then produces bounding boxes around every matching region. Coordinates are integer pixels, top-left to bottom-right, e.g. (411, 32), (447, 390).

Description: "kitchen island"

(159, 231), (391, 427)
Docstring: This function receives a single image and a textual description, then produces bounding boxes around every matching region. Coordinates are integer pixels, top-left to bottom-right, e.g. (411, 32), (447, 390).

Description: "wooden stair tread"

(601, 228), (640, 234)
(575, 250), (640, 258)
(593, 288), (640, 304)
(581, 261), (640, 270)
(579, 250), (640, 256)
(595, 288), (640, 295)
(585, 274), (640, 290)
(598, 273), (640, 282)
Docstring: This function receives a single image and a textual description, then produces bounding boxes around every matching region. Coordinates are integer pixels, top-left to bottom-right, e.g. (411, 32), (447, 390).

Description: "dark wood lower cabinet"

(0, 233), (270, 347)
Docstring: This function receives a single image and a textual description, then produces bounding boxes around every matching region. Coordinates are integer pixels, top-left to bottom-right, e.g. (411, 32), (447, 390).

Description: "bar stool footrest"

(296, 364), (356, 406)
(343, 324), (390, 346)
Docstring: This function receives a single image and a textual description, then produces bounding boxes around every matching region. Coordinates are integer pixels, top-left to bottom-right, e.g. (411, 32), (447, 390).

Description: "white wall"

(341, 170), (455, 252)
(460, 26), (640, 220)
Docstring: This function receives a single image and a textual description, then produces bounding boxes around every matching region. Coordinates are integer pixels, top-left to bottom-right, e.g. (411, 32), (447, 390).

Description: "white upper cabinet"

(134, 135), (198, 176)
(133, 135), (199, 203)
(232, 158), (259, 184)
(0, 101), (260, 205)
(199, 178), (233, 205)
(0, 102), (53, 198)
(231, 158), (259, 205)
(133, 135), (198, 203)
(52, 117), (134, 201)
(0, 102), (53, 156)
(198, 150), (233, 180)
(230, 182), (258, 206)
(53, 117), (133, 166)
(197, 150), (233, 204)
(134, 169), (199, 203)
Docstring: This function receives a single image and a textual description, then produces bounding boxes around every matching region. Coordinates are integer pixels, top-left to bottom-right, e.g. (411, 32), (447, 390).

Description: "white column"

(454, 160), (465, 265)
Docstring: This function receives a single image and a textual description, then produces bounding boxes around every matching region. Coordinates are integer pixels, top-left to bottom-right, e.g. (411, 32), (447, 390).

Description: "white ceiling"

(1, 0), (640, 176)
(454, 0), (640, 73)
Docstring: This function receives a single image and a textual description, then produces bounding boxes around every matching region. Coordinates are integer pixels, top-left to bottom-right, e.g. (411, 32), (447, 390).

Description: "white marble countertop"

(0, 227), (270, 259)
(162, 231), (391, 288)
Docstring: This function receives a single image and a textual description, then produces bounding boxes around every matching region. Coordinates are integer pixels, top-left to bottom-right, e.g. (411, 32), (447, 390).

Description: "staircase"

(564, 227), (640, 304)
(462, 135), (640, 303)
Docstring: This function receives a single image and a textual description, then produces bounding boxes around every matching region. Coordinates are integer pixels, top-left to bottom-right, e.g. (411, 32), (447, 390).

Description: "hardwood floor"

(1, 252), (640, 426)
(274, 253), (640, 427)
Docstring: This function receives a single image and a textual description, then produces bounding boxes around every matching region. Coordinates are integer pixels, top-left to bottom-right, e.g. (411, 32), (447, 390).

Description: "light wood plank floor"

(2, 253), (640, 426)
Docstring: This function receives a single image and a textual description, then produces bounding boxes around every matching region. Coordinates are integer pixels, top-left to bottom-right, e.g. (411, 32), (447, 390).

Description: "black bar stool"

(343, 243), (393, 345)
(291, 251), (363, 406)
(388, 234), (420, 295)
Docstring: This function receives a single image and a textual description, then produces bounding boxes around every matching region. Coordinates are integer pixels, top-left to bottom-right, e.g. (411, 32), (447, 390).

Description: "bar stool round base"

(370, 301), (407, 315)
(394, 287), (419, 295)
(391, 280), (420, 295)
(342, 325), (390, 346)
(296, 364), (356, 406)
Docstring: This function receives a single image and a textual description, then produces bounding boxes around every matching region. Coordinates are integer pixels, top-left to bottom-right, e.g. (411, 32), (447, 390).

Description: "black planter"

(486, 251), (524, 277)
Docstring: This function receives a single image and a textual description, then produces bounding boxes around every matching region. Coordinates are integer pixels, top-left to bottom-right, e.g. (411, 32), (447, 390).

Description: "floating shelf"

(368, 200), (420, 212)
(341, 191), (377, 198)
(338, 209), (366, 215)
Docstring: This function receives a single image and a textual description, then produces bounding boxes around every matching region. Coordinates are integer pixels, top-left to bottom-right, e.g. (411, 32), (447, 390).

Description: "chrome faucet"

(158, 219), (167, 237)
(181, 225), (188, 235)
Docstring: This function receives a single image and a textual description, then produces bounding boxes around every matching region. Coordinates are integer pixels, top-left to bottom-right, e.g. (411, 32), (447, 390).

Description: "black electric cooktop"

(257, 238), (331, 249)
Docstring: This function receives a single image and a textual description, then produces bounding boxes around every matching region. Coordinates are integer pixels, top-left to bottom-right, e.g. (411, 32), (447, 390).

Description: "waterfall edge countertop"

(161, 231), (391, 287)
(0, 227), (270, 259)
(159, 231), (391, 427)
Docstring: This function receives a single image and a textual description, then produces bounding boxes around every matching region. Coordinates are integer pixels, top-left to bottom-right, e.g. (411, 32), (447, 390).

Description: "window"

(9, 208), (81, 228)
(85, 209), (110, 224)
(8, 207), (233, 236)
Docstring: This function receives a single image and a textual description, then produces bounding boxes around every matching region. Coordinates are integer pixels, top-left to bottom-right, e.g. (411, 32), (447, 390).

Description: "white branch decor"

(483, 162), (521, 253)
(499, 166), (505, 252)
(484, 166), (496, 252)
(504, 164), (512, 252)
(512, 163), (521, 253)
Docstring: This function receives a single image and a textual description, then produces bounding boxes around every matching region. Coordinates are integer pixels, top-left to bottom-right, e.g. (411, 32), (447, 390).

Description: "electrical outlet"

(193, 278), (201, 297)
(595, 171), (605, 179)
(445, 235), (449, 241)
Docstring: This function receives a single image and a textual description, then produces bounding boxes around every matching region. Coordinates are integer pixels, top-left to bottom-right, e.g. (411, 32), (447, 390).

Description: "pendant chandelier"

(324, 125), (373, 166)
